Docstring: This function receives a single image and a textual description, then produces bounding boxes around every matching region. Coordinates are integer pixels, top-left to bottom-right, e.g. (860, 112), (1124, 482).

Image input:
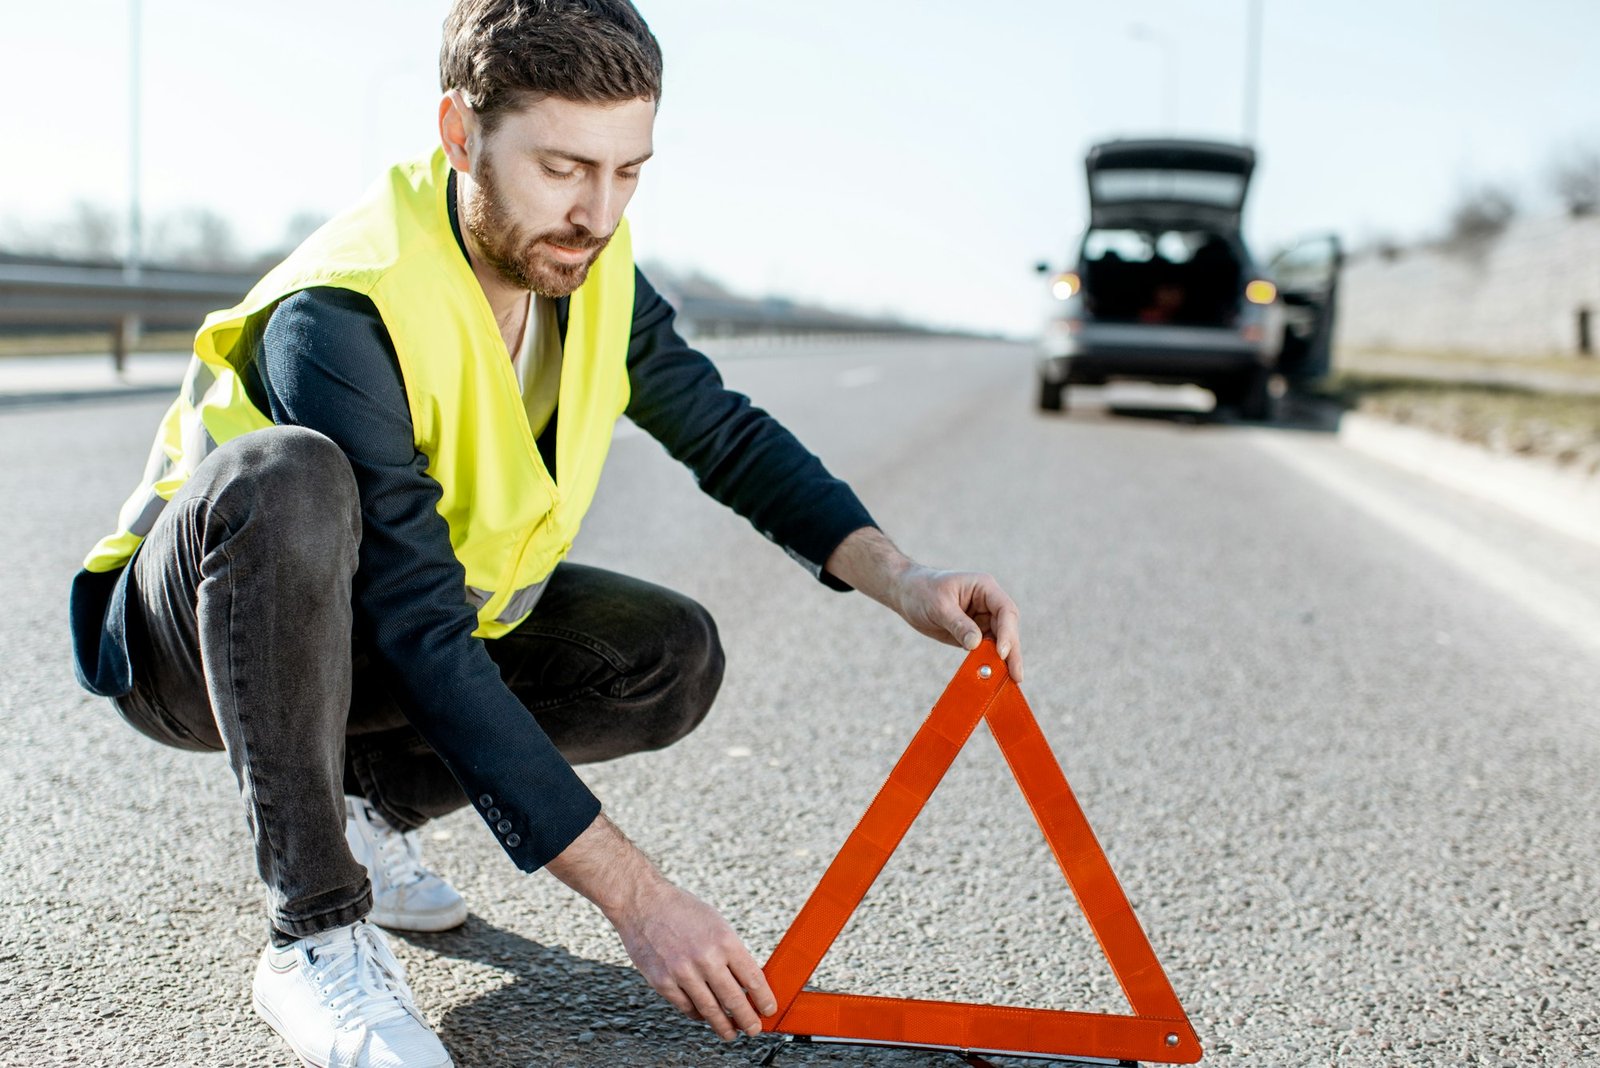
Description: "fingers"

(705, 964), (763, 1037)
(988, 591), (1025, 685)
(935, 582), (984, 650)
(632, 899), (775, 1041)
(937, 574), (1023, 683)
(673, 958), (769, 1041)
(680, 976), (739, 1041)
(944, 610), (983, 651)
(653, 981), (700, 1020)
(730, 950), (778, 1018)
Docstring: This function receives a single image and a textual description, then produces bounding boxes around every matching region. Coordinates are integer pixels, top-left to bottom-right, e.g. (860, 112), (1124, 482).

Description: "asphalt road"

(3, 338), (1597, 1067)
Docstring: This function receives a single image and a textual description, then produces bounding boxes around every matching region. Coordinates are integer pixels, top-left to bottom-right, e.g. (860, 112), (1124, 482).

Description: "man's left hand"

(887, 564), (1024, 683)
(824, 526), (1024, 683)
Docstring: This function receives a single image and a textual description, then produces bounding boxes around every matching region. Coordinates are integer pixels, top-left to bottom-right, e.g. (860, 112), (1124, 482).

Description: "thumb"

(945, 610), (981, 650)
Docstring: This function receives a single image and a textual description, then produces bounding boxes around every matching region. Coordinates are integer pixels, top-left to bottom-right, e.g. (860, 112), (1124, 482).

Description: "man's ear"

(438, 89), (476, 174)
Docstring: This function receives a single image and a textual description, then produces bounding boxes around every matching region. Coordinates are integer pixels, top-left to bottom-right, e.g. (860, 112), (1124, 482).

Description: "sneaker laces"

(366, 807), (429, 889)
(307, 923), (417, 1031)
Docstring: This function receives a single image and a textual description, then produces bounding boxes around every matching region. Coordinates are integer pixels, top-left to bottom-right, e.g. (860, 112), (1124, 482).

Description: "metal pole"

(1243, 0), (1263, 145)
(120, 0), (143, 373)
(127, 0), (143, 282)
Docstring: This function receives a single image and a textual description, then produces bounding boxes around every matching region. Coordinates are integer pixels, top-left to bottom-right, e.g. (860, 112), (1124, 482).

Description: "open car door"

(1269, 234), (1343, 384)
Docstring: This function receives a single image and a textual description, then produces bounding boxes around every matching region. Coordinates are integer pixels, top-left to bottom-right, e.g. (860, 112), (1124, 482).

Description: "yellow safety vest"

(84, 148), (635, 638)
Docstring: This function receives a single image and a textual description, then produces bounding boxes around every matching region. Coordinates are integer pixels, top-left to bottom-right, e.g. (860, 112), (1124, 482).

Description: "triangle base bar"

(779, 991), (1190, 1064)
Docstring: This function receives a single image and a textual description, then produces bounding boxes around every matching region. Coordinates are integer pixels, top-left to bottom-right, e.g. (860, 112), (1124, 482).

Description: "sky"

(2, 0), (1596, 336)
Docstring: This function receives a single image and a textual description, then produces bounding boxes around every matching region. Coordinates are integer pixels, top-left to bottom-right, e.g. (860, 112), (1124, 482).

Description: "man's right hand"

(605, 878), (777, 1039)
(545, 813), (778, 1041)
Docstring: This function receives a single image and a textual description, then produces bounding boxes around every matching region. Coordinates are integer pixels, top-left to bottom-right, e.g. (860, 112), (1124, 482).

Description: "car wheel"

(1238, 367), (1277, 422)
(1038, 378), (1065, 412)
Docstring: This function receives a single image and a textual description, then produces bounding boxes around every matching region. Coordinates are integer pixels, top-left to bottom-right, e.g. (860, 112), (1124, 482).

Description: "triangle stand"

(756, 641), (1202, 1065)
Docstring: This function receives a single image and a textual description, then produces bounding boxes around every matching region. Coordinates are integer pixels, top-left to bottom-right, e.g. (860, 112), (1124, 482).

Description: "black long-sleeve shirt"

(70, 183), (875, 870)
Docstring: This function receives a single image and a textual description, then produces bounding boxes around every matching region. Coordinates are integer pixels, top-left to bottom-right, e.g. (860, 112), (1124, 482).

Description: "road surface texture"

(3, 339), (1597, 1067)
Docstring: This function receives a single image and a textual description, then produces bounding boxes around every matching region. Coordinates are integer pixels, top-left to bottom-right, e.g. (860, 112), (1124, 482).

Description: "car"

(1035, 138), (1341, 420)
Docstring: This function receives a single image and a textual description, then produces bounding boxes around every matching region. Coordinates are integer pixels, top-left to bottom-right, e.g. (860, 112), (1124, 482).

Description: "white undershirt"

(510, 293), (563, 444)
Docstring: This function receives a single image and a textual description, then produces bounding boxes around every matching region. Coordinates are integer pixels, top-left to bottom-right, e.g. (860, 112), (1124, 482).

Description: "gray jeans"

(113, 426), (723, 937)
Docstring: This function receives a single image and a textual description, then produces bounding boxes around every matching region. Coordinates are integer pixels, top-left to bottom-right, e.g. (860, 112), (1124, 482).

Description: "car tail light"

(1051, 272), (1081, 301)
(1245, 279), (1277, 305)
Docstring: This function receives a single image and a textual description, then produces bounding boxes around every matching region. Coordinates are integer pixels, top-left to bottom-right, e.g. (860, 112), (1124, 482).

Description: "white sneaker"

(344, 797), (468, 932)
(253, 920), (453, 1068)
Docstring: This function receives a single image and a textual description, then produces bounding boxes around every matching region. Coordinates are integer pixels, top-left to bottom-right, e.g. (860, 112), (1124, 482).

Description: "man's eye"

(618, 170), (641, 181)
(541, 164), (576, 179)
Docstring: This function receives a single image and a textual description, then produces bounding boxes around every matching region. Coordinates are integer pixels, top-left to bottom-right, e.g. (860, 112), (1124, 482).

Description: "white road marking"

(1096, 382), (1214, 411)
(1252, 431), (1600, 657)
(835, 365), (882, 389)
(1339, 412), (1600, 552)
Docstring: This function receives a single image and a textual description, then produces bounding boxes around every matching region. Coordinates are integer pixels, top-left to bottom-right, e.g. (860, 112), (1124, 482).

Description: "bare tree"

(149, 208), (242, 269)
(638, 259), (738, 299)
(62, 201), (122, 259)
(1447, 183), (1518, 243)
(0, 200), (121, 260)
(1349, 229), (1404, 263)
(280, 210), (328, 250)
(1547, 141), (1600, 217)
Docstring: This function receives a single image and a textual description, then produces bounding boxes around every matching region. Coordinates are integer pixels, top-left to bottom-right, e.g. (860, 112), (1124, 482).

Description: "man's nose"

(570, 176), (617, 239)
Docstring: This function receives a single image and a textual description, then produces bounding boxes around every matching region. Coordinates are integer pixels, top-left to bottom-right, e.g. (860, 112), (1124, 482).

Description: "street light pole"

(127, 0), (143, 283)
(121, 0), (143, 372)
(1243, 0), (1263, 145)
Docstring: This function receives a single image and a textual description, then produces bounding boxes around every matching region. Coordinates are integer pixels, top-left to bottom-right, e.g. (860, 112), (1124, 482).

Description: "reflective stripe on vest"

(84, 148), (634, 639)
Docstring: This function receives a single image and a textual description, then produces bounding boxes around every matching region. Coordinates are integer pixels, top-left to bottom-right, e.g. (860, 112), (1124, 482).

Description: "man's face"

(456, 95), (655, 297)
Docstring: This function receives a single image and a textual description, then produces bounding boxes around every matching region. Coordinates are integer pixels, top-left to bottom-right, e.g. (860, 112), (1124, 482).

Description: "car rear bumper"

(1039, 322), (1268, 385)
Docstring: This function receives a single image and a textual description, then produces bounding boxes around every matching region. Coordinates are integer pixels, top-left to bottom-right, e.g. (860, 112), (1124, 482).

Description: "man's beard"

(461, 154), (611, 297)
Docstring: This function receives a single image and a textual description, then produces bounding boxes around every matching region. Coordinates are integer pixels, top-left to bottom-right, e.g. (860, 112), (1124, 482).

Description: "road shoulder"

(1336, 411), (1600, 552)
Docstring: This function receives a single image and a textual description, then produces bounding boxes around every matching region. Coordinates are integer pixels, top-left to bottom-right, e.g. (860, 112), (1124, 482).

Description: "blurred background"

(1, 0), (1596, 335)
(6, 0), (1597, 459)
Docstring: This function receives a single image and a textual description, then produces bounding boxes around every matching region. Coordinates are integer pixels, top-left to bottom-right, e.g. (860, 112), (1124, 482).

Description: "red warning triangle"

(759, 641), (1202, 1063)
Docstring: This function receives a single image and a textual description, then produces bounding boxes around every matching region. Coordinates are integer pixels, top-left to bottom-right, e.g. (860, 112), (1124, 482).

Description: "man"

(68, 2), (1024, 1065)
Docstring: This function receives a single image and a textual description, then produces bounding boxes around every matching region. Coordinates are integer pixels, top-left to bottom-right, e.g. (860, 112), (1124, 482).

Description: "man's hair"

(440, 0), (662, 130)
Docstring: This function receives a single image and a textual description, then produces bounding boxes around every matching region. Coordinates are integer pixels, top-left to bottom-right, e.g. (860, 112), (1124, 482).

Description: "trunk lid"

(1086, 139), (1255, 231)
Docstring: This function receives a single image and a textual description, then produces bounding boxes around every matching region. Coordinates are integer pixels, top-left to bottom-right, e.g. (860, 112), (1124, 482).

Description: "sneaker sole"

(368, 900), (469, 933)
(253, 992), (455, 1068)
(253, 992), (330, 1068)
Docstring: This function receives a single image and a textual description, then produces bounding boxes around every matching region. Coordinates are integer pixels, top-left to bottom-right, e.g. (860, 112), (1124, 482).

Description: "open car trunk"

(1081, 228), (1244, 328)
(1079, 140), (1257, 329)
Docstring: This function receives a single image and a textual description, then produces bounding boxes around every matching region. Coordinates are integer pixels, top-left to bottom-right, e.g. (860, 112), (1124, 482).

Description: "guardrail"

(0, 262), (253, 370)
(0, 258), (936, 368)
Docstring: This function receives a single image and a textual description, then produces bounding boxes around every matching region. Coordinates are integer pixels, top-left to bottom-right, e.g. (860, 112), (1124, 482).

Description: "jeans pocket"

(111, 687), (220, 753)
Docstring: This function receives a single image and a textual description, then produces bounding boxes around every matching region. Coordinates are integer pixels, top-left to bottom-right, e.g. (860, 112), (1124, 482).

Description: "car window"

(1083, 229), (1217, 263)
(1270, 237), (1341, 289)
(1084, 229), (1154, 261)
(1090, 169), (1246, 208)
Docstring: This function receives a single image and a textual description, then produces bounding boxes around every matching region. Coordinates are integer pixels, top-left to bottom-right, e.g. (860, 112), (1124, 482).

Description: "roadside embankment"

(1319, 352), (1600, 548)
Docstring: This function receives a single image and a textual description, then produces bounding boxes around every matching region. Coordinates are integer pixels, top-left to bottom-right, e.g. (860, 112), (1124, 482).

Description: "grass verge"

(1338, 347), (1600, 381)
(0, 331), (195, 358)
(1312, 372), (1600, 475)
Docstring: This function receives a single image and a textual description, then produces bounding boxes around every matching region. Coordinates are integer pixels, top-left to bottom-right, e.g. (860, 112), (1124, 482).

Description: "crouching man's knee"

(640, 600), (724, 751)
